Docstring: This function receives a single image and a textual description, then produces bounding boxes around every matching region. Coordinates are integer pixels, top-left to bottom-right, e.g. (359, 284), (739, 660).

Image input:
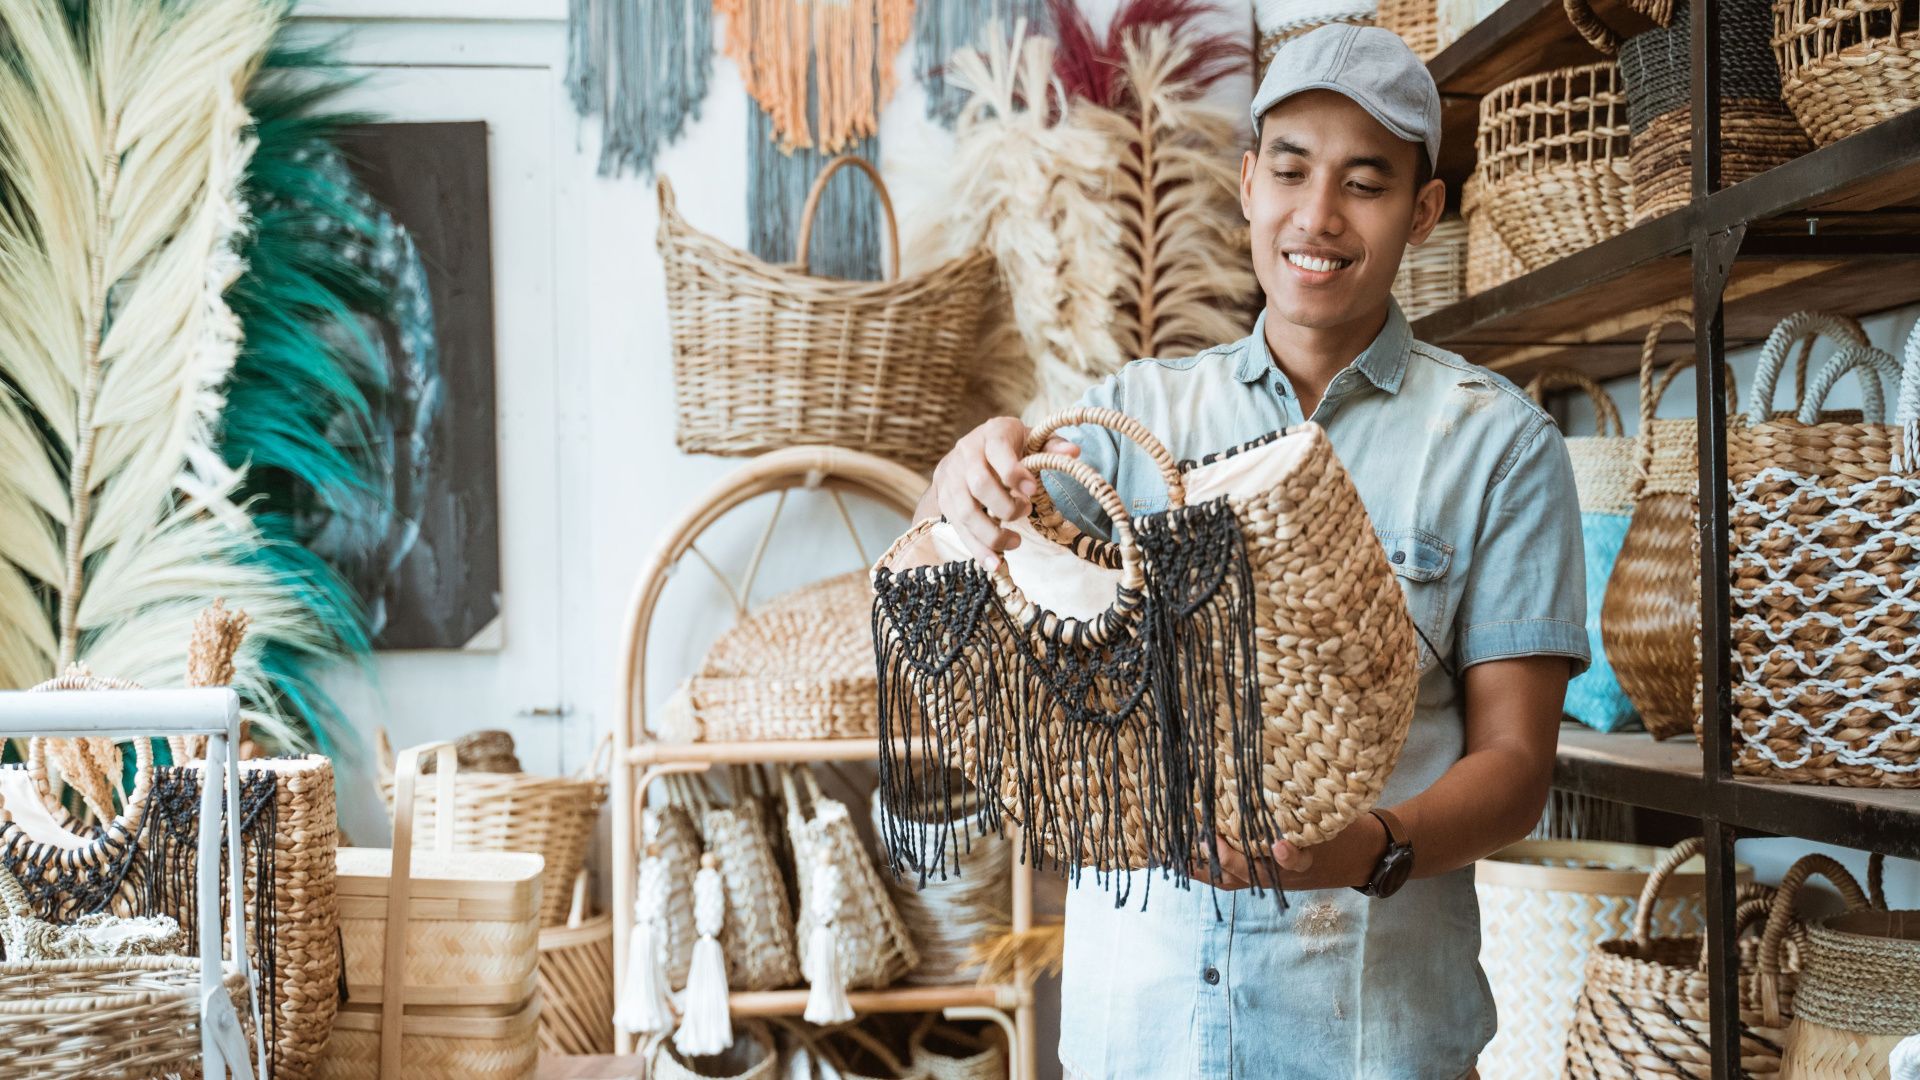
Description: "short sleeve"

(1454, 417), (1591, 674)
(1039, 373), (1126, 539)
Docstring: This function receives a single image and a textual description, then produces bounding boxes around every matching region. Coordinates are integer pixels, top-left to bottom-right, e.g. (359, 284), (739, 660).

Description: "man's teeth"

(1287, 252), (1351, 272)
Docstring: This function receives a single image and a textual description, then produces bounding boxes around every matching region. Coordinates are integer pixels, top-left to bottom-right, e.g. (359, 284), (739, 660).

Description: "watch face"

(1376, 846), (1415, 898)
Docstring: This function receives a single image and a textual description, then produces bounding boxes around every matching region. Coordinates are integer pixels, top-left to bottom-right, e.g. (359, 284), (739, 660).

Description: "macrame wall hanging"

(748, 104), (883, 280)
(565, 0), (714, 177)
(913, 0), (1053, 124)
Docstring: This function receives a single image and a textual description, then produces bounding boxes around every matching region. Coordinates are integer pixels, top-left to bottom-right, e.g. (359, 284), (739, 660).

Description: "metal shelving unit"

(1414, 4), (1920, 1076)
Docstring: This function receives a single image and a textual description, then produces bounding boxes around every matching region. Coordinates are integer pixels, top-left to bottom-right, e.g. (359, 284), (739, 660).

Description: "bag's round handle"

(1023, 407), (1187, 509)
(1748, 311), (1869, 426)
(1756, 852), (1874, 1025)
(1798, 343), (1898, 425)
(1694, 893), (1776, 973)
(1632, 837), (1704, 945)
(990, 452), (1145, 648)
(21, 668), (155, 839)
(794, 155), (901, 281)
(1562, 0), (1622, 54)
(1634, 311), (1738, 500)
(1526, 368), (1626, 437)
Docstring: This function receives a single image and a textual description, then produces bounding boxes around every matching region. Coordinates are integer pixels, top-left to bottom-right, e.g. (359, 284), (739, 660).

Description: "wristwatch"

(1353, 808), (1414, 899)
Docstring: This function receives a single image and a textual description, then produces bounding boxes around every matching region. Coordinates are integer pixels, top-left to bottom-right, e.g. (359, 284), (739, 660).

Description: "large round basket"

(1478, 63), (1634, 272)
(658, 156), (994, 472)
(0, 956), (250, 1080)
(1773, 0), (1920, 147)
(689, 571), (880, 741)
(1780, 896), (1920, 1078)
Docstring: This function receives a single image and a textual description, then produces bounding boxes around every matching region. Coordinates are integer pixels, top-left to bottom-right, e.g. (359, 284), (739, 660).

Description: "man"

(916, 24), (1587, 1079)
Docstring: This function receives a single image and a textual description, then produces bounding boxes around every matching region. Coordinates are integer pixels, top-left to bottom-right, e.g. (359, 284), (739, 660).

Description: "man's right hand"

(922, 416), (1079, 569)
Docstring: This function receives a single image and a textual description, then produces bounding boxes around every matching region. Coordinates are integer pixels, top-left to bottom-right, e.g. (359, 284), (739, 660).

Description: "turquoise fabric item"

(1565, 510), (1641, 732)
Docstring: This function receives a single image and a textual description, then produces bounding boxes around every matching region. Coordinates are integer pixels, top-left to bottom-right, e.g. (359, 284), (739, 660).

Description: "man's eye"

(1272, 169), (1302, 181)
(1349, 182), (1384, 195)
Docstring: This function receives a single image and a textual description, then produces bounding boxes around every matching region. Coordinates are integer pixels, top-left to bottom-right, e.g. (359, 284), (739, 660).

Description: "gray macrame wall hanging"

(914, 0), (1054, 124)
(747, 95), (885, 282)
(565, 0), (713, 177)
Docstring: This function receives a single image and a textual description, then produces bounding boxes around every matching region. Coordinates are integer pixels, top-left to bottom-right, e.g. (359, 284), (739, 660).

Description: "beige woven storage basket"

(1780, 899), (1920, 1078)
(658, 156), (994, 472)
(0, 956), (251, 1080)
(535, 873), (614, 1055)
(1461, 175), (1526, 293)
(784, 766), (920, 989)
(688, 571), (881, 741)
(1478, 63), (1634, 272)
(1477, 839), (1742, 1079)
(1774, 0), (1920, 147)
(1378, 0), (1441, 58)
(911, 1018), (1008, 1080)
(648, 1020), (781, 1080)
(1392, 214), (1467, 320)
(319, 995), (540, 1080)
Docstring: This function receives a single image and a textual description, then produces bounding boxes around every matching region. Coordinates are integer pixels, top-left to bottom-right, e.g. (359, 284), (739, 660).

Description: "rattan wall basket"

(687, 571), (881, 741)
(1478, 62), (1635, 272)
(1478, 839), (1744, 1079)
(1392, 214), (1468, 320)
(1461, 175), (1527, 293)
(1378, 0), (1442, 58)
(659, 156), (995, 472)
(1774, 0), (1920, 146)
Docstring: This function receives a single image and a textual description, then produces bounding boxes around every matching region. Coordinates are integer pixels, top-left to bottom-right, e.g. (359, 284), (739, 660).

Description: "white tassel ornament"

(613, 851), (677, 1034)
(1891, 1033), (1920, 1080)
(674, 853), (734, 1055)
(802, 862), (854, 1025)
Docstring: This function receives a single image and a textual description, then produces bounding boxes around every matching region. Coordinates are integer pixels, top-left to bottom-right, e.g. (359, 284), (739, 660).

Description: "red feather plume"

(1046, 0), (1250, 108)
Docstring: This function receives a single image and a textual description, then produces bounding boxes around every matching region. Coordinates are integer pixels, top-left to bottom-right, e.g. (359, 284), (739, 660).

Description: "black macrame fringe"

(0, 774), (144, 924)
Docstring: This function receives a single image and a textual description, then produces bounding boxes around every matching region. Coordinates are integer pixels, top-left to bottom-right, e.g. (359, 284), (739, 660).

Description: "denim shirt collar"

(1233, 300), (1413, 396)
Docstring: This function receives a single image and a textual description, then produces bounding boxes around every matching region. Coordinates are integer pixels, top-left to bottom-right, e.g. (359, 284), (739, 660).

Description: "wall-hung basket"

(1478, 63), (1634, 272)
(687, 571), (881, 742)
(1378, 0), (1442, 58)
(1256, 0), (1377, 66)
(659, 156), (995, 472)
(1392, 215), (1468, 320)
(1773, 0), (1920, 147)
(1461, 175), (1527, 293)
(1569, 0), (1811, 224)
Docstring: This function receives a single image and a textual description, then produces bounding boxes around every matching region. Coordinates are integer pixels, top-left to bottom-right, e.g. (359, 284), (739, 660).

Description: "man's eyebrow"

(1344, 154), (1397, 174)
(1265, 136), (1310, 158)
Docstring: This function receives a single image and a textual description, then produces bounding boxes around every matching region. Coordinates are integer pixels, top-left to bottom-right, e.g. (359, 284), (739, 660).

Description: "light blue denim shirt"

(1042, 301), (1588, 1080)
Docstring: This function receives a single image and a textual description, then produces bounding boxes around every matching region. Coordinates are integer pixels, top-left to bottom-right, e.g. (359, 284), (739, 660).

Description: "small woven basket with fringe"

(1478, 63), (1634, 272)
(1773, 0), (1920, 147)
(689, 571), (881, 741)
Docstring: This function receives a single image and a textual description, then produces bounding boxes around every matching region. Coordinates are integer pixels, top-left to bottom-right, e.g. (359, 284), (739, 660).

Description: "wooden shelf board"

(728, 984), (1020, 1018)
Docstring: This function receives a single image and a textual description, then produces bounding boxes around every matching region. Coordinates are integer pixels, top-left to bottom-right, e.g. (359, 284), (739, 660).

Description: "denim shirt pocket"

(1377, 527), (1454, 672)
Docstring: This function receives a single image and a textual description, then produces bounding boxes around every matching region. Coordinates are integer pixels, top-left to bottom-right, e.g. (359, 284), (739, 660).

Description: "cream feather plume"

(0, 0), (316, 748)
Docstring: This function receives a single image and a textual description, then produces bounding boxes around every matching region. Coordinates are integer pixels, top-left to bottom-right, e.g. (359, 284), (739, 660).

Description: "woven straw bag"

(1568, 0), (1810, 224)
(870, 777), (1011, 986)
(783, 766), (919, 989)
(873, 409), (1418, 892)
(1392, 215), (1467, 320)
(1602, 310), (1740, 741)
(691, 781), (800, 992)
(647, 1021), (780, 1080)
(535, 872), (614, 1055)
(1378, 0), (1441, 58)
(687, 571), (882, 741)
(1477, 839), (1739, 1079)
(1774, 0), (1920, 146)
(646, 792), (704, 987)
(1478, 63), (1634, 272)
(1730, 315), (1920, 786)
(658, 156), (994, 472)
(1778, 858), (1917, 1078)
(1563, 839), (1853, 1078)
(0, 955), (252, 1080)
(1529, 369), (1642, 733)
(910, 1018), (1008, 1080)
(378, 729), (608, 927)
(1256, 0), (1377, 65)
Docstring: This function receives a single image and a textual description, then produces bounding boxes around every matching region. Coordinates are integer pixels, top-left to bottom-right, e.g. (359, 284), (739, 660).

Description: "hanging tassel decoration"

(613, 848), (678, 1035)
(717, 0), (914, 153)
(913, 0), (1053, 125)
(801, 863), (854, 1024)
(565, 0), (713, 177)
(674, 854), (734, 1056)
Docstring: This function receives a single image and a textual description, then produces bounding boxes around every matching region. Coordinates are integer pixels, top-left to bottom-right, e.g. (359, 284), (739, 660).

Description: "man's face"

(1240, 90), (1445, 332)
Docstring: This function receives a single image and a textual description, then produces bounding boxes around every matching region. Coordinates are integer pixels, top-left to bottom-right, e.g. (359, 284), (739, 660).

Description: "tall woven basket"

(1774, 0), (1920, 146)
(1378, 0), (1442, 57)
(1728, 312), (1918, 787)
(1461, 175), (1526, 293)
(1477, 840), (1738, 1078)
(1392, 215), (1468, 320)
(659, 156), (994, 472)
(870, 777), (1012, 986)
(1778, 873), (1918, 1079)
(1478, 63), (1634, 272)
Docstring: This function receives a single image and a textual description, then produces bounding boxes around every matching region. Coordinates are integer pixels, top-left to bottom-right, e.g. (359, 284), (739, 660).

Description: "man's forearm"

(1393, 740), (1553, 880)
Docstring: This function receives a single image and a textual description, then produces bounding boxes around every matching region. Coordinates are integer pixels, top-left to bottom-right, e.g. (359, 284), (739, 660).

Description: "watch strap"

(1371, 807), (1407, 850)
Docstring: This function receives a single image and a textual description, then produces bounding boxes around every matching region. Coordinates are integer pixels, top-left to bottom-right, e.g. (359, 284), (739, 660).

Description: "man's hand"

(1190, 813), (1388, 893)
(924, 417), (1079, 569)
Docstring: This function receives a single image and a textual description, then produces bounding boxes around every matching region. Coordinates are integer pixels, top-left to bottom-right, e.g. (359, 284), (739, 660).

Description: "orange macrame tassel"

(718, 0), (914, 153)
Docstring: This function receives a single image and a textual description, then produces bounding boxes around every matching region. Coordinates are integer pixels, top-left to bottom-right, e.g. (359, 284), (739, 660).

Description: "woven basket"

(1529, 369), (1641, 733)
(659, 156), (994, 472)
(1478, 63), (1634, 272)
(688, 571), (880, 741)
(1478, 839), (1739, 1079)
(698, 791), (801, 992)
(910, 1019), (1008, 1080)
(1378, 0), (1441, 57)
(1603, 310), (1740, 741)
(784, 766), (919, 989)
(1257, 0), (1377, 65)
(379, 729), (608, 927)
(1461, 175), (1527, 293)
(647, 797), (704, 986)
(1780, 898), (1920, 1079)
(1393, 215), (1468, 320)
(870, 776), (1012, 986)
(0, 956), (251, 1080)
(1728, 312), (1920, 786)
(1564, 839), (1842, 1079)
(648, 1021), (780, 1080)
(1774, 0), (1920, 146)
(319, 996), (540, 1080)
(536, 873), (614, 1056)
(874, 410), (1418, 883)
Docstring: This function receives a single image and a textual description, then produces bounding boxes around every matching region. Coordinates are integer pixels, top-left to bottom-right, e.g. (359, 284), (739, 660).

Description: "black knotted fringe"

(873, 499), (1279, 912)
(0, 773), (145, 925)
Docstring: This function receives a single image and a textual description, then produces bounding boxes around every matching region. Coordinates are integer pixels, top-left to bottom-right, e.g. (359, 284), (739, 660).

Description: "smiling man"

(915, 24), (1588, 1079)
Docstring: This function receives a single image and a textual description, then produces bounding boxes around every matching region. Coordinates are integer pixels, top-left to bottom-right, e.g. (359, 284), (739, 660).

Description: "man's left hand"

(1190, 812), (1385, 892)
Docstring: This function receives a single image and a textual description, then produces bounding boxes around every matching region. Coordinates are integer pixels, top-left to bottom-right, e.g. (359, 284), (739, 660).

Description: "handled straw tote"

(872, 408), (1418, 898)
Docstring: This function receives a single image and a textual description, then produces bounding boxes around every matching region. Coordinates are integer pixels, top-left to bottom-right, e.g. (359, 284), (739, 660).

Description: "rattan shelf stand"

(611, 446), (1038, 1079)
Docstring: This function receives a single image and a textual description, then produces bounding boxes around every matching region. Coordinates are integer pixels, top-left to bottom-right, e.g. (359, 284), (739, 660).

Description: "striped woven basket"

(536, 874), (614, 1056)
(1393, 215), (1468, 320)
(1378, 0), (1441, 57)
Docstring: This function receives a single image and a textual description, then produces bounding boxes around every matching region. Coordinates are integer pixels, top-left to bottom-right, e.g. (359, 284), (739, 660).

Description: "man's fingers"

(984, 435), (1038, 500)
(966, 465), (1026, 525)
(1042, 437), (1080, 457)
(1270, 840), (1313, 873)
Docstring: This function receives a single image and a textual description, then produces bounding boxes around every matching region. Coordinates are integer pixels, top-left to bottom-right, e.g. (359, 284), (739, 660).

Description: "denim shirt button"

(1391, 550), (1406, 565)
(1203, 966), (1221, 985)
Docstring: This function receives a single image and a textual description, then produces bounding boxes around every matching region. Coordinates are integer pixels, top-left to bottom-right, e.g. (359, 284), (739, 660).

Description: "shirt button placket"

(1193, 894), (1235, 1077)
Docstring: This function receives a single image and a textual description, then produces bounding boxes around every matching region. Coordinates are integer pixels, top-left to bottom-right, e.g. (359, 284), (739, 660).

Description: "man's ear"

(1406, 177), (1447, 245)
(1239, 148), (1257, 221)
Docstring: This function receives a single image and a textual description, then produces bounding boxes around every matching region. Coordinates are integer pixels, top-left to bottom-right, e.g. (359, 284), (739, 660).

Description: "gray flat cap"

(1251, 24), (1443, 168)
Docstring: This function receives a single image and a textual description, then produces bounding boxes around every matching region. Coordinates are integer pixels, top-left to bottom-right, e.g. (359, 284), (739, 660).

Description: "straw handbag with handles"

(781, 765), (918, 992)
(1777, 855), (1916, 1078)
(873, 408), (1417, 896)
(658, 155), (995, 471)
(1731, 315), (1920, 787)
(1528, 368), (1641, 733)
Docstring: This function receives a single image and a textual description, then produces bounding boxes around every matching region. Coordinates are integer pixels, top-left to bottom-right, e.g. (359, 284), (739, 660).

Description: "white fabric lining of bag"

(0, 768), (94, 850)
(1730, 460), (1920, 774)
